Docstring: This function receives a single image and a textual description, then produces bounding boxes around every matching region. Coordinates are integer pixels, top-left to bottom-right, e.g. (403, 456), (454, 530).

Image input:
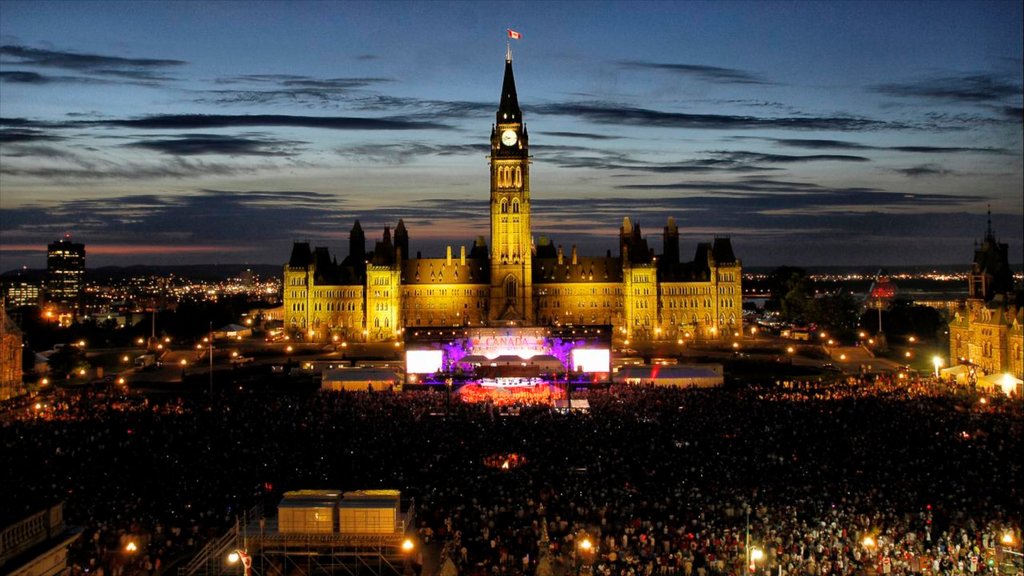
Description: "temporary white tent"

(978, 372), (1023, 397)
(939, 364), (970, 384)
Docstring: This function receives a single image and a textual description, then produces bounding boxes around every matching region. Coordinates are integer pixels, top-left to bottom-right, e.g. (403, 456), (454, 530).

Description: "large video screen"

(406, 350), (443, 374)
(571, 349), (610, 373)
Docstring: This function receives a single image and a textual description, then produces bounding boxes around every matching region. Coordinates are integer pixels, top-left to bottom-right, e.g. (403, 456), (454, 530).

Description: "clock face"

(501, 129), (518, 147)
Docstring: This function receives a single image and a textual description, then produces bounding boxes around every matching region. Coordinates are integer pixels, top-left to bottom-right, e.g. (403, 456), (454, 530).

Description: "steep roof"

(287, 242), (312, 267)
(497, 58), (521, 123)
(533, 256), (624, 284)
(712, 238), (737, 263)
(401, 258), (489, 285)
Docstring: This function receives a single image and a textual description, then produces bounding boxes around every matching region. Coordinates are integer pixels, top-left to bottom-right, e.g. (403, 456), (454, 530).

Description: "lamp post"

(227, 549), (252, 576)
(862, 536), (877, 575)
(749, 547), (764, 576)
(445, 377), (453, 419)
(576, 531), (595, 576)
(209, 322), (213, 394)
(401, 538), (416, 576)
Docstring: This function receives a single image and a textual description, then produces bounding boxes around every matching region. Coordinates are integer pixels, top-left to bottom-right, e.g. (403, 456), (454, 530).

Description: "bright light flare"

(402, 539), (415, 552)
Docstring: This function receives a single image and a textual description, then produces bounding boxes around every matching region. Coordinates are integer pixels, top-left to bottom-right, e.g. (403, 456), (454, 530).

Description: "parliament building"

(949, 220), (1023, 381)
(283, 53), (742, 345)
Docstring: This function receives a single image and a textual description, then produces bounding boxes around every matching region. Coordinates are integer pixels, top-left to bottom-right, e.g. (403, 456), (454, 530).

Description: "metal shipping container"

(277, 490), (341, 534)
(338, 490), (401, 534)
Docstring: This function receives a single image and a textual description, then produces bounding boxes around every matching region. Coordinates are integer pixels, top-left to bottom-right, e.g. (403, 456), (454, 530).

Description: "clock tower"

(489, 48), (533, 325)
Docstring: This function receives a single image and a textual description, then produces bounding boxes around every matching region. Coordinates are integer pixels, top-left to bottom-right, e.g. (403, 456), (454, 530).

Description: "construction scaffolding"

(179, 500), (416, 576)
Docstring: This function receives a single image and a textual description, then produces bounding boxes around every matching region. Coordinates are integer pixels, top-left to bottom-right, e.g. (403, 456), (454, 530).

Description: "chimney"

(446, 245), (452, 266)
(460, 246), (466, 266)
(557, 245), (564, 265)
(571, 245), (578, 265)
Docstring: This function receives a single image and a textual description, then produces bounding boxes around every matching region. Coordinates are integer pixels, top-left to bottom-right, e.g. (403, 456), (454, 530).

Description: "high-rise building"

(949, 217), (1023, 380)
(284, 52), (742, 345)
(46, 235), (86, 310)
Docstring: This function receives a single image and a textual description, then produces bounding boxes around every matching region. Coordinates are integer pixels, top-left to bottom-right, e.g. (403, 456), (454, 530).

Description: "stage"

(404, 326), (612, 392)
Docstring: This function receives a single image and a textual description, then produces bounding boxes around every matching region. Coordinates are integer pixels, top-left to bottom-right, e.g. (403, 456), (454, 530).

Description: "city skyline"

(1, 0), (1021, 270)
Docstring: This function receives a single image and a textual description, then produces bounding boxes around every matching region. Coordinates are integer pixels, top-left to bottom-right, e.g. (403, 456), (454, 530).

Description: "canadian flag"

(507, 29), (522, 40)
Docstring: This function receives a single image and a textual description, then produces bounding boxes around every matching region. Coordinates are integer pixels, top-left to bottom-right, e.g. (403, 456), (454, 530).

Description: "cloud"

(98, 113), (450, 131)
(0, 128), (63, 143)
(202, 74), (393, 106)
(735, 136), (1008, 154)
(0, 154), (245, 180)
(1001, 106), (1023, 122)
(535, 147), (862, 174)
(335, 143), (487, 164)
(874, 73), (1021, 104)
(540, 131), (624, 141)
(0, 70), (48, 83)
(532, 102), (892, 131)
(617, 60), (770, 85)
(0, 44), (185, 80)
(612, 177), (977, 211)
(891, 164), (955, 178)
(0, 113), (452, 131)
(710, 151), (869, 163)
(0, 189), (346, 245)
(526, 200), (1021, 267)
(125, 133), (306, 157)
(216, 74), (390, 88)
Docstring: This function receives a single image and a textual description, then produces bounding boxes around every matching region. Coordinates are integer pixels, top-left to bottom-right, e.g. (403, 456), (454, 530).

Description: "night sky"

(1, 0), (1021, 269)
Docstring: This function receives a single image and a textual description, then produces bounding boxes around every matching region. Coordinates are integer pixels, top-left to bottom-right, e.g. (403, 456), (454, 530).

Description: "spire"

(986, 204), (994, 241)
(497, 55), (521, 123)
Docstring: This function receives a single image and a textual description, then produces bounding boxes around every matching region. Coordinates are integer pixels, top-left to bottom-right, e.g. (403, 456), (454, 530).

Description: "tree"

(859, 299), (947, 343)
(808, 291), (861, 341)
(767, 267), (812, 324)
(47, 346), (89, 379)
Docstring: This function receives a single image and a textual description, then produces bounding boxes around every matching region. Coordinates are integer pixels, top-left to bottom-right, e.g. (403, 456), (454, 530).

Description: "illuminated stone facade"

(284, 55), (742, 344)
(949, 222), (1023, 379)
(1, 307), (24, 401)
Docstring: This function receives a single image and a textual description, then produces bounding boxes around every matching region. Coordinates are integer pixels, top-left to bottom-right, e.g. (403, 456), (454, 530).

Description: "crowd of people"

(1, 373), (1019, 576)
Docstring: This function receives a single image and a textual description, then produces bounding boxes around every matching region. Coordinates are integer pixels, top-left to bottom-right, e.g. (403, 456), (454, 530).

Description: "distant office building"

(4, 281), (42, 308)
(283, 52), (742, 345)
(949, 218), (1023, 381)
(46, 235), (85, 310)
(0, 306), (24, 401)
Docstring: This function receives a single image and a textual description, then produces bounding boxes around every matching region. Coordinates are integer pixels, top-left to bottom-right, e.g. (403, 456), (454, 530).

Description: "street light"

(932, 356), (942, 378)
(576, 531), (595, 575)
(226, 549), (252, 576)
(749, 547), (764, 574)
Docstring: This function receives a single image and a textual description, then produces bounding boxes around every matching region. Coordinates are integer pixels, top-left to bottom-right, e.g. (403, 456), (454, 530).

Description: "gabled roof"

(402, 258), (489, 285)
(533, 257), (623, 284)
